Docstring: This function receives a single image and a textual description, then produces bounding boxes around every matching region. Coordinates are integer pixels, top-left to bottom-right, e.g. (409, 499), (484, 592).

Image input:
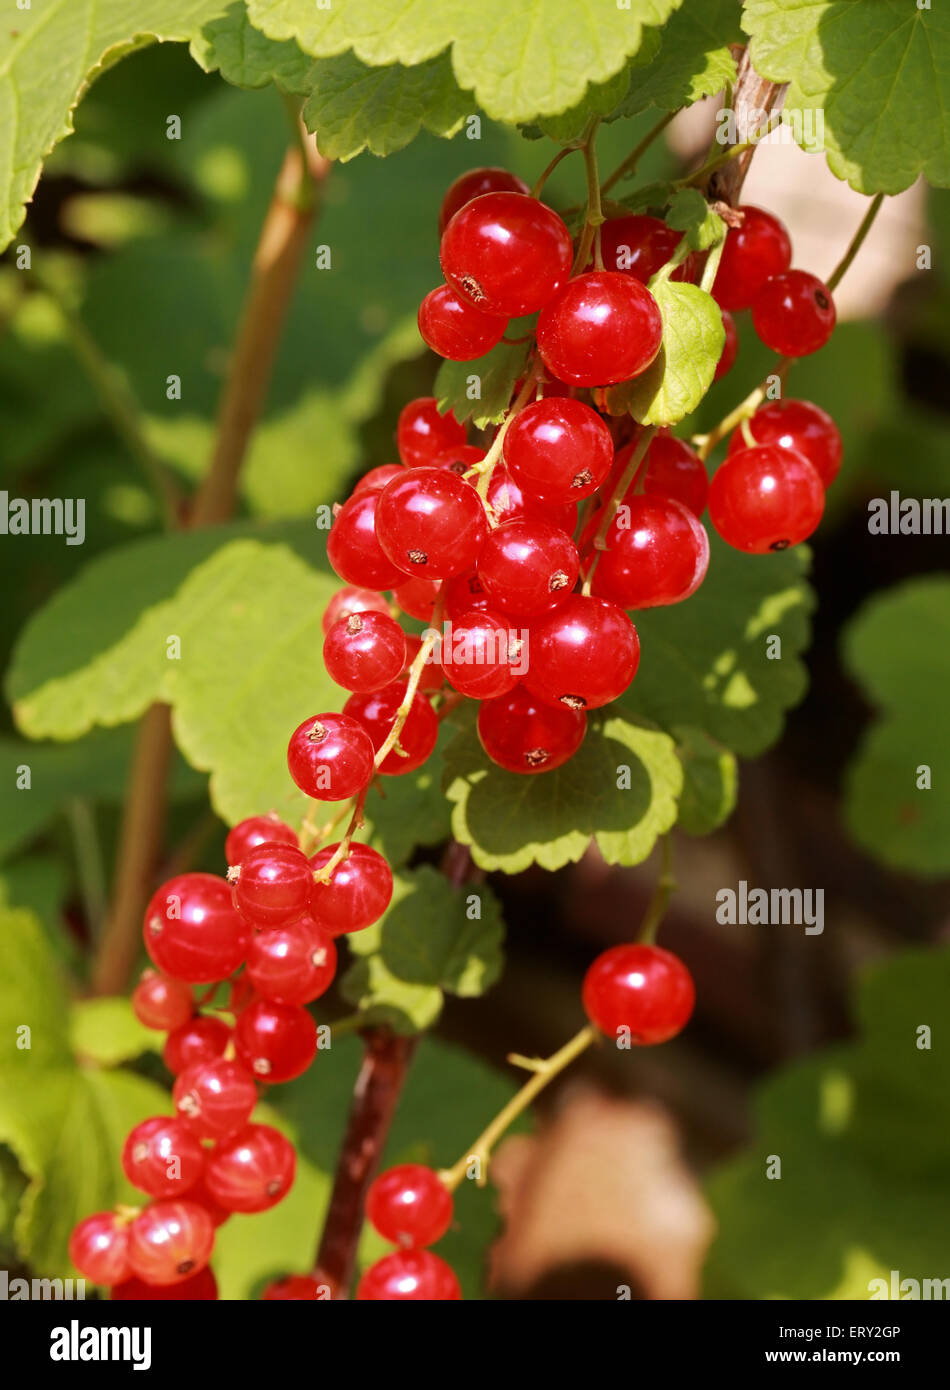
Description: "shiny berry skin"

(287, 713), (376, 801)
(402, 633), (446, 691)
(523, 595), (639, 710)
(121, 1116), (206, 1198)
(439, 166), (530, 235)
(376, 467), (488, 579)
(309, 842), (393, 935)
(631, 433), (709, 518)
(246, 916), (337, 1002)
(263, 1274), (335, 1300)
(357, 1249), (461, 1301)
(504, 398), (613, 504)
(204, 1124), (296, 1213)
(714, 309), (738, 380)
(751, 270), (836, 357)
(324, 611), (407, 694)
(234, 999), (318, 1083)
(327, 492), (406, 591)
(712, 205), (792, 311)
(321, 586), (390, 635)
(366, 1165), (453, 1248)
(112, 1267), (218, 1301)
(476, 517), (579, 618)
(352, 463), (404, 497)
(144, 873), (250, 984)
(131, 970), (193, 1032)
(486, 464), (576, 533)
(596, 214), (695, 283)
(127, 1200), (214, 1286)
(231, 843), (313, 929)
(225, 814), (298, 868)
(69, 1212), (130, 1285)
(440, 609), (521, 699)
(537, 271), (663, 388)
(162, 1015), (230, 1076)
(477, 686), (586, 774)
(440, 192), (573, 317)
(418, 284), (507, 361)
(582, 943), (695, 1044)
(394, 575), (441, 621)
(444, 568), (492, 620)
(433, 442), (485, 476)
(396, 397), (466, 469)
(587, 495), (710, 610)
(173, 1059), (258, 1141)
(344, 682), (438, 775)
(708, 444), (825, 553)
(185, 1175), (231, 1228)
(727, 397), (842, 488)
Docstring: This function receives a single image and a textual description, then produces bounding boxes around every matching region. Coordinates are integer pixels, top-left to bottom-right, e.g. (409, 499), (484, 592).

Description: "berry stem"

(310, 786), (370, 884)
(680, 112), (783, 191)
(601, 110), (676, 195)
(300, 795), (355, 856)
(530, 143), (582, 199)
(439, 1025), (597, 1191)
(581, 425), (657, 594)
(693, 361), (791, 461)
(372, 585), (447, 765)
(471, 364), (542, 505)
(572, 118), (605, 274)
(637, 834), (676, 945)
(825, 192), (885, 292)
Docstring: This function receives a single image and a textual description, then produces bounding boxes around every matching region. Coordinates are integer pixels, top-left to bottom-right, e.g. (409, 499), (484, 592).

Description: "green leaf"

(248, 0), (682, 124)
(673, 725), (737, 835)
(190, 1), (314, 92)
(302, 51), (471, 161)
(841, 577), (950, 876)
(340, 954), (443, 1034)
(705, 946), (950, 1299)
(442, 707), (681, 874)
(619, 0), (741, 116)
(665, 187), (726, 252)
(618, 532), (814, 758)
(70, 999), (159, 1066)
(743, 0), (950, 194)
(347, 865), (504, 998)
(360, 723), (453, 868)
(620, 279), (725, 427)
(435, 338), (530, 429)
(530, 65), (636, 143)
(0, 0), (231, 251)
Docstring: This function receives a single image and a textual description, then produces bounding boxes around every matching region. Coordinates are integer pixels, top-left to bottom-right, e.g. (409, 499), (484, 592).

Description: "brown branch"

(706, 46), (787, 207)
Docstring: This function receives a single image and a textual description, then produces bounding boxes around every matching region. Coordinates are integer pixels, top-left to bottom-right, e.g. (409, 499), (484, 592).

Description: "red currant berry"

(444, 568), (492, 620)
(596, 214), (696, 283)
(376, 467), (488, 579)
(504, 397), (613, 504)
(246, 916), (337, 1002)
(127, 1200), (214, 1286)
(396, 397), (466, 469)
(714, 309), (738, 380)
(263, 1273), (335, 1300)
(476, 517), (579, 618)
(537, 271), (663, 387)
(287, 713), (376, 801)
(69, 1212), (130, 1285)
(225, 814), (298, 868)
(173, 1059), (258, 1141)
(309, 842), (393, 935)
(582, 943), (695, 1044)
(185, 1175), (231, 1228)
(121, 1116), (206, 1198)
(231, 842), (313, 929)
(433, 442), (485, 476)
(586, 495), (710, 609)
(143, 873), (250, 984)
(418, 283), (507, 361)
(394, 575), (441, 621)
(708, 444), (824, 553)
(623, 432), (709, 518)
(402, 633), (446, 691)
(523, 594), (639, 710)
(324, 610), (407, 694)
(366, 1164), (453, 1248)
(441, 609), (521, 699)
(712, 205), (792, 311)
(131, 970), (193, 1032)
(112, 1267), (218, 1300)
(321, 586), (390, 635)
(478, 686), (586, 774)
(352, 463), (404, 498)
(357, 1249), (461, 1301)
(162, 1015), (230, 1077)
(439, 167), (530, 235)
(327, 492), (406, 591)
(234, 999), (317, 1083)
(751, 270), (836, 357)
(344, 681), (438, 775)
(204, 1124), (296, 1213)
(727, 398), (842, 488)
(486, 464), (575, 533)
(440, 192), (573, 317)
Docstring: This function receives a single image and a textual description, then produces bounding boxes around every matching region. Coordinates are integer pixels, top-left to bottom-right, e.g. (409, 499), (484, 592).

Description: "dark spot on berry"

(525, 748), (549, 767)
(815, 290), (830, 310)
(266, 1179), (283, 1196)
(560, 694), (586, 710)
(407, 549), (427, 565)
(346, 614), (363, 634)
(572, 469), (593, 489)
(770, 539), (790, 551)
(459, 274), (485, 303)
(307, 721), (328, 744)
(177, 1260), (195, 1275)
(549, 569), (570, 591)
